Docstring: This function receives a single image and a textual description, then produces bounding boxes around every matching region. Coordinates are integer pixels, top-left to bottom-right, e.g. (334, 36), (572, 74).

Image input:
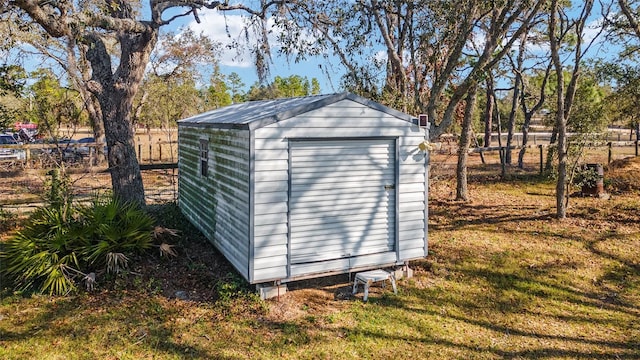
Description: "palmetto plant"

(78, 197), (154, 269)
(0, 170), (157, 295)
(2, 205), (85, 295)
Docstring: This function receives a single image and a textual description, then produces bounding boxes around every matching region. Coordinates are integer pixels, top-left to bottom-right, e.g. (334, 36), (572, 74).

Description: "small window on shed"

(199, 139), (209, 177)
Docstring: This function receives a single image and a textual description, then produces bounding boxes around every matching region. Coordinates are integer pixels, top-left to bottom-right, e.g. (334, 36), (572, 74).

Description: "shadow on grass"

(339, 325), (640, 359)
(362, 263), (640, 358)
(429, 202), (556, 232)
(467, 167), (551, 185)
(0, 294), (214, 358)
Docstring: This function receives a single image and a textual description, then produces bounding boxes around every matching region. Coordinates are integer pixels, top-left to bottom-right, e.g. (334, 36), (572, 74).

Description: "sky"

(166, 7), (343, 94)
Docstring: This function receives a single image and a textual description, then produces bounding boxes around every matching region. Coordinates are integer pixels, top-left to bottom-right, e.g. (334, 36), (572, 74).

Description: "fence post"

(137, 136), (141, 160)
(499, 147), (506, 179)
(636, 140), (639, 157)
(608, 142), (612, 164)
(158, 139), (162, 162)
(148, 133), (153, 164)
(539, 144), (543, 175)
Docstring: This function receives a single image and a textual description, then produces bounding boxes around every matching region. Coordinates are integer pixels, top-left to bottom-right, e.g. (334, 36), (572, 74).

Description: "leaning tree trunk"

(82, 92), (106, 163)
(68, 41), (107, 163)
(456, 86), (478, 201)
(89, 95), (106, 162)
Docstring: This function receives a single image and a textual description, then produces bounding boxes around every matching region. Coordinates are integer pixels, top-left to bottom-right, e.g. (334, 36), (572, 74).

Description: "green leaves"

(245, 75), (321, 100)
(0, 193), (155, 296)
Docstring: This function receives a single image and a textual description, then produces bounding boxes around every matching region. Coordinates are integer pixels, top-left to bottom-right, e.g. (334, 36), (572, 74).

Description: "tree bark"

(506, 72), (521, 165)
(549, 0), (567, 218)
(517, 112), (533, 168)
(456, 85), (478, 201)
(484, 79), (494, 148)
(85, 29), (157, 207)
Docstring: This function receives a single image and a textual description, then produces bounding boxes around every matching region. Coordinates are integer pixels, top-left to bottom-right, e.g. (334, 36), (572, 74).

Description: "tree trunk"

(100, 92), (146, 207)
(495, 95), (503, 148)
(85, 94), (106, 163)
(555, 117), (568, 219)
(484, 80), (494, 148)
(550, 0), (567, 219)
(506, 73), (521, 165)
(64, 38), (107, 163)
(456, 86), (478, 201)
(545, 125), (558, 172)
(85, 30), (156, 208)
(518, 112), (533, 168)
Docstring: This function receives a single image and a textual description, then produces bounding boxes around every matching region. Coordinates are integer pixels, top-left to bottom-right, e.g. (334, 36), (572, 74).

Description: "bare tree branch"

(618, 0), (640, 39)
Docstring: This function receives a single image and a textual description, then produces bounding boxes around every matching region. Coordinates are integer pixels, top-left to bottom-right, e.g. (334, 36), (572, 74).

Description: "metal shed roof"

(177, 92), (415, 130)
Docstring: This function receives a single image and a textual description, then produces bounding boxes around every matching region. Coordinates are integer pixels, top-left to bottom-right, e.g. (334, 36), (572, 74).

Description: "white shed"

(177, 93), (428, 285)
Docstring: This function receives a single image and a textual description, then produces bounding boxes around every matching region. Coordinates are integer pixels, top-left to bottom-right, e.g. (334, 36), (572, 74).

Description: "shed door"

(289, 139), (396, 265)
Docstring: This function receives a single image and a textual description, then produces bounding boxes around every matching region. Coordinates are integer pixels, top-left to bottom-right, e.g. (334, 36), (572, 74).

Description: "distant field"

(63, 127), (179, 164)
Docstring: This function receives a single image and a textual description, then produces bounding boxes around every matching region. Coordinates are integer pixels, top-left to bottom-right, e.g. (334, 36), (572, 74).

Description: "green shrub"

(574, 165), (600, 188)
(78, 197), (154, 269)
(1, 192), (155, 295)
(2, 205), (85, 295)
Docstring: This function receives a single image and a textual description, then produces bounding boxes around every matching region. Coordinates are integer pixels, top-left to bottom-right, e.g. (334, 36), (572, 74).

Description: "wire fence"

(435, 133), (639, 170)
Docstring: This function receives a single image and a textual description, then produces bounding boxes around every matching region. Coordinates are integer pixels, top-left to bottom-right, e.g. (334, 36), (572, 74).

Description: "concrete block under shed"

(394, 265), (414, 280)
(257, 283), (287, 300)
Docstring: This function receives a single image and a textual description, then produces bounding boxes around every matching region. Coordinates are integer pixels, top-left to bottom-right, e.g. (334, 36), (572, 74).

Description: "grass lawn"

(1, 165), (639, 359)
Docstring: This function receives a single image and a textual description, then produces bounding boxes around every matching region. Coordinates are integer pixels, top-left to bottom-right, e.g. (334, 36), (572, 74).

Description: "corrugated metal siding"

(289, 139), (396, 264)
(252, 99), (427, 282)
(178, 126), (251, 280)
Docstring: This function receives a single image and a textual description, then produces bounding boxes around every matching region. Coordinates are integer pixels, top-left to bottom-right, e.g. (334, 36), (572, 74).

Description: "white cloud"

(186, 10), (255, 67)
(185, 9), (322, 70)
(583, 17), (605, 45)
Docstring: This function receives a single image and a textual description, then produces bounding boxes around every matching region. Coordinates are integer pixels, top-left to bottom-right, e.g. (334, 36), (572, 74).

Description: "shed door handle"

(384, 185), (395, 190)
